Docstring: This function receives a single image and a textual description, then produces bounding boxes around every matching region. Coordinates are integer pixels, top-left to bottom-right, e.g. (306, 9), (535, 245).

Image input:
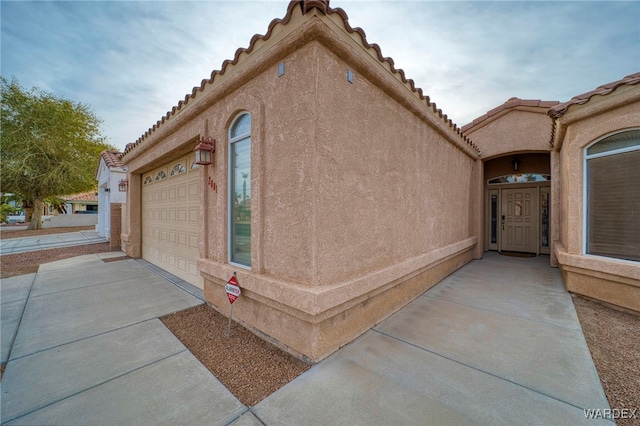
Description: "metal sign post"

(225, 272), (241, 337)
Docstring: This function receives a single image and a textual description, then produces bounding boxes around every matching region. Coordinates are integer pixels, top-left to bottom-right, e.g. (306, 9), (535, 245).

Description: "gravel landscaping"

(160, 304), (310, 406)
(573, 295), (640, 425)
(1, 226), (638, 414)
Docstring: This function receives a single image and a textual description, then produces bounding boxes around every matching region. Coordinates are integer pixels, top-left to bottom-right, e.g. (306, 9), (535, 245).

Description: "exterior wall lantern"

(118, 179), (128, 192)
(194, 137), (216, 165)
(511, 156), (522, 172)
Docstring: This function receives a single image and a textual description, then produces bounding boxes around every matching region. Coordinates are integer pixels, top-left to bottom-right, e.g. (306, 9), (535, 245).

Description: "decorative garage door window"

(585, 128), (640, 261)
(229, 112), (252, 267)
(171, 164), (186, 176)
(143, 176), (153, 185)
(155, 171), (167, 181)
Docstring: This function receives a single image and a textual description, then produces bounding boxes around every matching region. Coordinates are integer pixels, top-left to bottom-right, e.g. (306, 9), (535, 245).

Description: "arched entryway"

(484, 153), (551, 255)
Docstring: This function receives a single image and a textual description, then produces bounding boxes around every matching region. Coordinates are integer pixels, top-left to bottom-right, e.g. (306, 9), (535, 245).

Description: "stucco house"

(96, 150), (127, 246)
(119, 0), (639, 362)
(63, 191), (99, 214)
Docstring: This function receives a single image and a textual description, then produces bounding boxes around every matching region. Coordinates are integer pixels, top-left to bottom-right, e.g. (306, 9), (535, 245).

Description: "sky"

(2, 1), (639, 152)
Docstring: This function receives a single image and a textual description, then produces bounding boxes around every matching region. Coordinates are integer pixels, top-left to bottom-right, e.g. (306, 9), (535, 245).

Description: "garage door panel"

(189, 234), (199, 250)
(189, 261), (199, 279)
(177, 184), (187, 200)
(188, 182), (199, 199)
(189, 208), (199, 223)
(177, 258), (187, 273)
(142, 158), (202, 289)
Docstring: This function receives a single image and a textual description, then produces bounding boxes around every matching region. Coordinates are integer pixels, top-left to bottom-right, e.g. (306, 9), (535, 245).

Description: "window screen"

(587, 134), (640, 261)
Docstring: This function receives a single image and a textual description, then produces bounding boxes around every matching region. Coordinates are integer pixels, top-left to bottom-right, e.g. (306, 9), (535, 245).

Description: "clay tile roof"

(548, 72), (640, 119)
(462, 98), (559, 133)
(100, 150), (124, 169)
(63, 191), (98, 202)
(123, 0), (480, 157)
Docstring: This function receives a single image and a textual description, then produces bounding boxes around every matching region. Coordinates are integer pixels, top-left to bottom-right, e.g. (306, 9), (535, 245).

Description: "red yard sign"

(225, 275), (241, 304)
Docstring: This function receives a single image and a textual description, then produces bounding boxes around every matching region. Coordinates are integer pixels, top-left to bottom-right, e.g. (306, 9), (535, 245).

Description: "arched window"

(170, 164), (186, 176)
(585, 128), (640, 261)
(229, 113), (252, 267)
(143, 176), (153, 185)
(155, 171), (167, 181)
(488, 174), (550, 185)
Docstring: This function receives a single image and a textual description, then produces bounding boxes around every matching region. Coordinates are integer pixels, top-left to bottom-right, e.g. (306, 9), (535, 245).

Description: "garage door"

(142, 155), (202, 288)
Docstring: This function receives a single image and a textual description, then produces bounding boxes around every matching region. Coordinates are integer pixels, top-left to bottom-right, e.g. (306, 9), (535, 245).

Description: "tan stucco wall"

(466, 109), (553, 160)
(313, 45), (476, 285)
(199, 36), (478, 361)
(554, 88), (640, 312)
(122, 10), (481, 361)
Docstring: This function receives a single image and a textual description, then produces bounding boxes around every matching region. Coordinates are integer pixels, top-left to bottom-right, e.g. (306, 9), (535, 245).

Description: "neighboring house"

(63, 191), (99, 214)
(118, 0), (639, 362)
(96, 150), (127, 241)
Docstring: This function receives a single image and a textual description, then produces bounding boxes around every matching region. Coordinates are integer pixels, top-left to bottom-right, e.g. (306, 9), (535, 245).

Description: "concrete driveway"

(1, 251), (611, 425)
(1, 253), (246, 425)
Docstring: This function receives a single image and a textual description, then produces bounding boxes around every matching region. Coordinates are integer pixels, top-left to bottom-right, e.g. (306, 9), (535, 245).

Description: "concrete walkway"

(252, 253), (612, 425)
(0, 252), (611, 425)
(0, 231), (107, 255)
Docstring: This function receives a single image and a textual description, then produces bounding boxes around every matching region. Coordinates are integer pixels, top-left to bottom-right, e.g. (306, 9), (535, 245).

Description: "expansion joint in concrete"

(2, 349), (188, 425)
(3, 273), (36, 367)
(371, 328), (595, 415)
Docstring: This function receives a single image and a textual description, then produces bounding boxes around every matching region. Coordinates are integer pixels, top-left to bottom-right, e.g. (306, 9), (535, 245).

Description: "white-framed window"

(143, 176), (153, 185)
(585, 128), (640, 262)
(155, 171), (167, 181)
(229, 112), (252, 267)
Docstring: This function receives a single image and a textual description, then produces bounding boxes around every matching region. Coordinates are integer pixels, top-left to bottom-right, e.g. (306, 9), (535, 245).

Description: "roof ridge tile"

(548, 72), (640, 119)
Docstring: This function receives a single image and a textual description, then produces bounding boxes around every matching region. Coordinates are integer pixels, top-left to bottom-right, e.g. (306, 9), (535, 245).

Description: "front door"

(501, 188), (538, 253)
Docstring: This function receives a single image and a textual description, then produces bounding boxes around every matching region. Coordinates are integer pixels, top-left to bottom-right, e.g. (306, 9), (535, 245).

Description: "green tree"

(1, 77), (111, 229)
(0, 203), (17, 224)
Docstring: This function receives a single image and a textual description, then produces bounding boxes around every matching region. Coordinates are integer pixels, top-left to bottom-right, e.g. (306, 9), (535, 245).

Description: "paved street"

(0, 231), (107, 255)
